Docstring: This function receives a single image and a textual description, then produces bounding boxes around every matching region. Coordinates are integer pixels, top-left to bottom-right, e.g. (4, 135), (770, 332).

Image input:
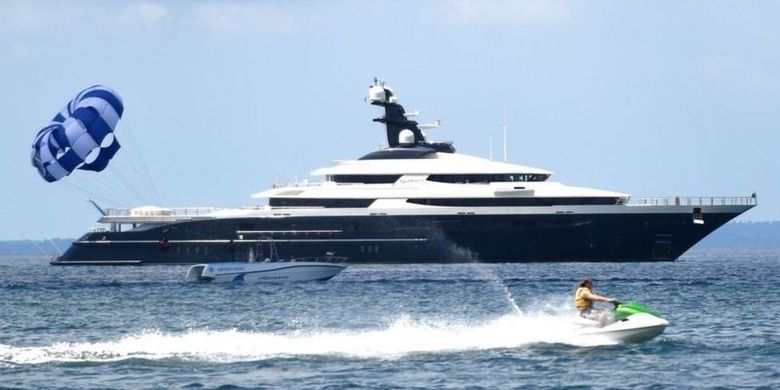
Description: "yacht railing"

(272, 181), (323, 189)
(626, 196), (757, 207)
(103, 207), (227, 217)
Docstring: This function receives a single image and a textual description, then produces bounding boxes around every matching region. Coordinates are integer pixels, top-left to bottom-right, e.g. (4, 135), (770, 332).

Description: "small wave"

(0, 313), (616, 365)
(346, 278), (464, 284)
(503, 276), (723, 284)
(2, 282), (30, 290)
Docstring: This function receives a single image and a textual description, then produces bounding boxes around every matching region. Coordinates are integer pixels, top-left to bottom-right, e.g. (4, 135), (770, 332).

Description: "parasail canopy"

(31, 85), (124, 182)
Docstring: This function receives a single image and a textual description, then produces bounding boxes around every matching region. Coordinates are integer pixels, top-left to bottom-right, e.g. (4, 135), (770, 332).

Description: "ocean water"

(1, 251), (778, 389)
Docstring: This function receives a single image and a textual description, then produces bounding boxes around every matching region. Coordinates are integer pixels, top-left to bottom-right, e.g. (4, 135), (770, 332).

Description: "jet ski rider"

(575, 278), (617, 326)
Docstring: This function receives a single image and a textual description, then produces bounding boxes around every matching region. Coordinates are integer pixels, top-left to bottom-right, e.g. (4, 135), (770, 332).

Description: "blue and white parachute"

(31, 85), (124, 182)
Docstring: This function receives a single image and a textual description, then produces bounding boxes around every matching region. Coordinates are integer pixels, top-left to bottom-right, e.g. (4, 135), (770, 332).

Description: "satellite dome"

(398, 129), (415, 146)
(367, 85), (386, 103)
(367, 84), (395, 104)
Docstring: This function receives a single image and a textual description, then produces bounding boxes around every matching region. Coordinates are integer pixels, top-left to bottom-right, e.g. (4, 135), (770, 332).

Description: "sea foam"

(0, 311), (615, 365)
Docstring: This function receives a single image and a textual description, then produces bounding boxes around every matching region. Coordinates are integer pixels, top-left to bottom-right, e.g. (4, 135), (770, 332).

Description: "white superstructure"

(255, 152), (627, 204)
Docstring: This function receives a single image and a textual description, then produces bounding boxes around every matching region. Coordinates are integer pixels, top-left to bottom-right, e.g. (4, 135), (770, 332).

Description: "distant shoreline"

(694, 221), (780, 249)
(1, 221), (778, 256)
(0, 238), (73, 256)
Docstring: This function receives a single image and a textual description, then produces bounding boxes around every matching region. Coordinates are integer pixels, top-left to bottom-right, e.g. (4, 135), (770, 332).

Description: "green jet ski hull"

(615, 301), (661, 321)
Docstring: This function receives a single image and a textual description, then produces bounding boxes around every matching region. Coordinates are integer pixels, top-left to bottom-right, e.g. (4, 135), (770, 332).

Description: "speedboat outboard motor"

(185, 265), (212, 282)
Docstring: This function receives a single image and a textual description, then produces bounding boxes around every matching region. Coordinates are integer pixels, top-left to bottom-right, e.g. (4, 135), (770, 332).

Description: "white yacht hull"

(186, 261), (346, 283)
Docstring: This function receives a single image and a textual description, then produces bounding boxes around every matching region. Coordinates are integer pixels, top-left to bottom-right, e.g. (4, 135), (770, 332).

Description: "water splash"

(469, 264), (522, 314)
(486, 268), (522, 314)
(0, 312), (616, 365)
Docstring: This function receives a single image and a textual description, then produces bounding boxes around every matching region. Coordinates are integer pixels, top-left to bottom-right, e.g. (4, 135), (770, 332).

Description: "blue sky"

(0, 0), (777, 240)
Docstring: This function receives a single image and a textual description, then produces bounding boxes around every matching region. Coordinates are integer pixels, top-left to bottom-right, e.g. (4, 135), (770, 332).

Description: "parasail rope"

(121, 123), (162, 205)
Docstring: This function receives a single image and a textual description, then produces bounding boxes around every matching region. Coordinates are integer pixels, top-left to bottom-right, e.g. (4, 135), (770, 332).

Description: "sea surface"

(1, 250), (779, 389)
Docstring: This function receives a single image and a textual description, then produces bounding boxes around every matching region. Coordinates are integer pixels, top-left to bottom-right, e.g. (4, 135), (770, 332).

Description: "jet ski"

(578, 301), (669, 343)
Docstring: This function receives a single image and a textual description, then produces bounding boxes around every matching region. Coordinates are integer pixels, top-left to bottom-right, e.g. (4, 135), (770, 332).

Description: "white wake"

(0, 312), (616, 365)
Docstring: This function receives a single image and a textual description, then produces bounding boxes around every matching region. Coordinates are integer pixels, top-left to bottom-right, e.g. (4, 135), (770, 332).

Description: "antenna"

(488, 121), (494, 160)
(418, 119), (442, 130)
(502, 100), (508, 162)
(87, 198), (107, 216)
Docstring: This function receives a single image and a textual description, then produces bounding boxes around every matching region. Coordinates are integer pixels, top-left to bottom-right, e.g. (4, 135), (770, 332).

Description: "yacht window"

(331, 175), (402, 184)
(270, 198), (376, 208)
(427, 174), (549, 184)
(407, 197), (621, 207)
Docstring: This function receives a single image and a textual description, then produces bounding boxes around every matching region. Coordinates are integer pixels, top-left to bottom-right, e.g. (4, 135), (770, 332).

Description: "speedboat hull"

(580, 313), (669, 343)
(186, 261), (346, 283)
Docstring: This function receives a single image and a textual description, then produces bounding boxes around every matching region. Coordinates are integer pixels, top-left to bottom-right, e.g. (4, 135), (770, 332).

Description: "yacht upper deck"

(311, 152), (553, 177)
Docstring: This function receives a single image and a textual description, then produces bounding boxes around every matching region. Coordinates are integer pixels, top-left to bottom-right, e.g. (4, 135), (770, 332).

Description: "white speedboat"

(578, 301), (669, 343)
(186, 260), (346, 283)
(186, 238), (346, 283)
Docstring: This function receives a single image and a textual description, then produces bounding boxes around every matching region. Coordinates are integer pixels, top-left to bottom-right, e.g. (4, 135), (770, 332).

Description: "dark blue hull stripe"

(55, 212), (742, 264)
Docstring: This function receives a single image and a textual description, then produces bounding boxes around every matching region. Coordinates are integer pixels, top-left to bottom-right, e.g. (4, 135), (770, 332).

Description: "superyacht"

(52, 81), (756, 265)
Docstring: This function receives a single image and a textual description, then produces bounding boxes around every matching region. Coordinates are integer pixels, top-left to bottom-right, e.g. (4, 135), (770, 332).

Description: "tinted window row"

(330, 175), (402, 184)
(407, 197), (621, 207)
(427, 174), (549, 184)
(270, 198), (376, 208)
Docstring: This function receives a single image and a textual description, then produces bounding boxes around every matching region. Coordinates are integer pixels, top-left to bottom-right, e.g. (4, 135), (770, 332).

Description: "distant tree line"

(0, 238), (73, 256)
